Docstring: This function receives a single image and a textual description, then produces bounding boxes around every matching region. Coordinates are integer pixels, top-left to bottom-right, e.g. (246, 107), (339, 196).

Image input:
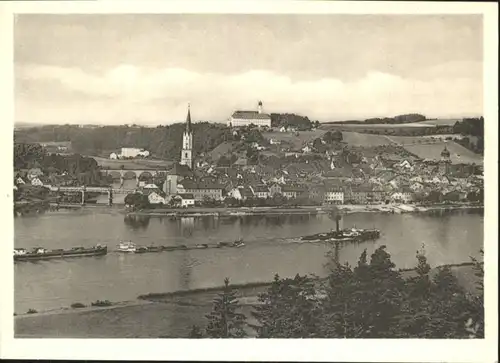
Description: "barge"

(117, 239), (245, 254)
(14, 245), (107, 261)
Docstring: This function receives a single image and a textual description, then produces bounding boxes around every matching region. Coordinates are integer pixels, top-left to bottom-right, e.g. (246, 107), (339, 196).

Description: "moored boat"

(117, 241), (137, 253)
(14, 245), (107, 261)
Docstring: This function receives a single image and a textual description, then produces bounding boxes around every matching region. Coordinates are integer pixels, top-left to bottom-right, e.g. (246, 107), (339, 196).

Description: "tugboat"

(301, 216), (380, 243)
(14, 244), (107, 261)
(117, 241), (137, 253)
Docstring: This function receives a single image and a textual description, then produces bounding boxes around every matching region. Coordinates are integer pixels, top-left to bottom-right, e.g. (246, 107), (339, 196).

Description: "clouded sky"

(15, 14), (483, 125)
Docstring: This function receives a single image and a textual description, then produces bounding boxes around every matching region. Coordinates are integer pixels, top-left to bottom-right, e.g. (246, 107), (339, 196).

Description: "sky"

(14, 14), (483, 125)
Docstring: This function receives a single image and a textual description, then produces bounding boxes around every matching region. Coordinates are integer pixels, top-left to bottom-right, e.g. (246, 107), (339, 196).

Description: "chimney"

(336, 215), (341, 232)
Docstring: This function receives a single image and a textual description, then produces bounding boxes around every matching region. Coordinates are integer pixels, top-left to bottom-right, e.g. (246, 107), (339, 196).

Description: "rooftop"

(232, 111), (271, 120)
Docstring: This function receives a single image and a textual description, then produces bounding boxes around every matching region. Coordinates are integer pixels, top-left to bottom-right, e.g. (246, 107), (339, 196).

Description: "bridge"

(49, 186), (136, 205)
(100, 168), (167, 180)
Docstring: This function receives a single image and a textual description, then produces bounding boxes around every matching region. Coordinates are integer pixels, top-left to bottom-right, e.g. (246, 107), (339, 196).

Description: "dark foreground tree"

(186, 247), (484, 339)
(251, 274), (321, 338)
(205, 278), (247, 338)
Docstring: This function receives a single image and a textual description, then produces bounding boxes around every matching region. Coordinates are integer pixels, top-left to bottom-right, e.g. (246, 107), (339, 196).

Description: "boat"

(14, 244), (107, 261)
(195, 244), (209, 249)
(301, 216), (380, 243)
(232, 239), (245, 248)
(117, 241), (137, 253)
(301, 227), (380, 242)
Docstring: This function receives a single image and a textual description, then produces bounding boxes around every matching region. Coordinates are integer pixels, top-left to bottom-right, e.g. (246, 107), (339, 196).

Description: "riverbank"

(128, 203), (483, 217)
(15, 262), (481, 338)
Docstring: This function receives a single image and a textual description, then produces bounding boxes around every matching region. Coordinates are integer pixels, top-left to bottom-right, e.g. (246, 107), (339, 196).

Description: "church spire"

(185, 103), (192, 133)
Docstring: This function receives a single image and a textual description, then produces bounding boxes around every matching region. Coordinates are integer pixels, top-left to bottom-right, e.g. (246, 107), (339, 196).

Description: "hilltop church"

(228, 101), (272, 128)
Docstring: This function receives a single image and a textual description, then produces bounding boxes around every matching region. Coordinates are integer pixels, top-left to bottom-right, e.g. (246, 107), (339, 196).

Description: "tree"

(188, 325), (204, 338)
(251, 274), (321, 338)
(124, 192), (150, 209)
(205, 278), (247, 338)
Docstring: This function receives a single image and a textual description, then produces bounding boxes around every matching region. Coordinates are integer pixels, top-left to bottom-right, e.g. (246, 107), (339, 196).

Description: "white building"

(324, 188), (344, 204)
(228, 101), (271, 128)
(146, 190), (166, 204)
(177, 193), (195, 207)
(121, 147), (143, 158)
(109, 152), (118, 160)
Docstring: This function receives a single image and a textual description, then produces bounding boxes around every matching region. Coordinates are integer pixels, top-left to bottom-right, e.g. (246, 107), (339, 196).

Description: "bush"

(27, 308), (38, 314)
(91, 299), (112, 307)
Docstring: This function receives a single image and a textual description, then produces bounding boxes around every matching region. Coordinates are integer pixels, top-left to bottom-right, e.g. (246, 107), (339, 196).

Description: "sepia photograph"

(1, 1), (498, 362)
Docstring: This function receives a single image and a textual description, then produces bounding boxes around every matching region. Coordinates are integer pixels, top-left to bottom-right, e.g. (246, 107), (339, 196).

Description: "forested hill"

(14, 122), (232, 160)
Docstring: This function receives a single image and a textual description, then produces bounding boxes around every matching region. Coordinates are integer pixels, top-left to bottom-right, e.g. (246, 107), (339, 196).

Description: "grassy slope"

(262, 130), (326, 149)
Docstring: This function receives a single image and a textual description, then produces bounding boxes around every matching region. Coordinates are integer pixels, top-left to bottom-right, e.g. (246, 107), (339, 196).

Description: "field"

(402, 141), (483, 165)
(262, 130), (326, 149)
(321, 118), (460, 130)
(92, 156), (172, 170)
(321, 123), (434, 129)
(341, 132), (395, 146)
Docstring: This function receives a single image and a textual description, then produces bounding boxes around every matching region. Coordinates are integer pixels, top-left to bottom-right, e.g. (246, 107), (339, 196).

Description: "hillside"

(262, 130), (326, 149)
(14, 122), (232, 161)
(403, 141), (483, 165)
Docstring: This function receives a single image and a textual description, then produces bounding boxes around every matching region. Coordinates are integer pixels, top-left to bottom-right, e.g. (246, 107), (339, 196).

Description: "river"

(14, 209), (483, 313)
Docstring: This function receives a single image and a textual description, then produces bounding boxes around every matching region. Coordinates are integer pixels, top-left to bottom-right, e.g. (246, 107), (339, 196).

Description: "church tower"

(439, 144), (451, 175)
(180, 103), (193, 169)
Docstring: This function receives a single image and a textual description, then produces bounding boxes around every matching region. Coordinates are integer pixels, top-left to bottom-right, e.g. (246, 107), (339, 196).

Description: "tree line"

(14, 143), (104, 186)
(14, 122), (232, 160)
(187, 246), (484, 338)
(333, 113), (427, 125)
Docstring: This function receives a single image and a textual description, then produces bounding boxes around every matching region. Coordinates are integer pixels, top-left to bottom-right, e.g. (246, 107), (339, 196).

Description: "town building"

(228, 186), (254, 201)
(228, 101), (272, 128)
(177, 179), (224, 201)
(281, 185), (306, 199)
(438, 145), (452, 175)
(143, 189), (166, 204)
(121, 148), (142, 158)
(176, 193), (195, 207)
(324, 187), (344, 205)
(163, 163), (193, 195)
(180, 104), (194, 169)
(250, 185), (271, 199)
(269, 183), (282, 197)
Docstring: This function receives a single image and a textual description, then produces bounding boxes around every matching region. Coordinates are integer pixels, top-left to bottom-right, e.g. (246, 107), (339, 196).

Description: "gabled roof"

(177, 193), (194, 200)
(180, 179), (224, 190)
(232, 111), (271, 120)
(251, 185), (270, 193)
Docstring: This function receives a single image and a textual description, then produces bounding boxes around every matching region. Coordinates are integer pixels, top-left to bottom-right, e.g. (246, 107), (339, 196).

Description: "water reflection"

(123, 215), (151, 230)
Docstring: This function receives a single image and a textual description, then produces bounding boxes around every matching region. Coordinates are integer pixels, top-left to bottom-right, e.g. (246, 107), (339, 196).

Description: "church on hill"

(228, 101), (272, 128)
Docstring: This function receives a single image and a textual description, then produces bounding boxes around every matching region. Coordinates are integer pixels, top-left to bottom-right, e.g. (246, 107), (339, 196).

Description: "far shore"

(128, 203), (483, 217)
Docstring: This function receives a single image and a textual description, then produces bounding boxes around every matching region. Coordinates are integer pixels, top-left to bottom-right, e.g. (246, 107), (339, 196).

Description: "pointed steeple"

(185, 103), (192, 133)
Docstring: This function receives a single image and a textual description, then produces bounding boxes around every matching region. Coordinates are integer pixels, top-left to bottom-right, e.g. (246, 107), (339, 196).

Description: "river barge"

(14, 245), (107, 262)
(118, 239), (245, 254)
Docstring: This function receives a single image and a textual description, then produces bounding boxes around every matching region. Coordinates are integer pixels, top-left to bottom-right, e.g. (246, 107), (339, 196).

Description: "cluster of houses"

(124, 143), (483, 208)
